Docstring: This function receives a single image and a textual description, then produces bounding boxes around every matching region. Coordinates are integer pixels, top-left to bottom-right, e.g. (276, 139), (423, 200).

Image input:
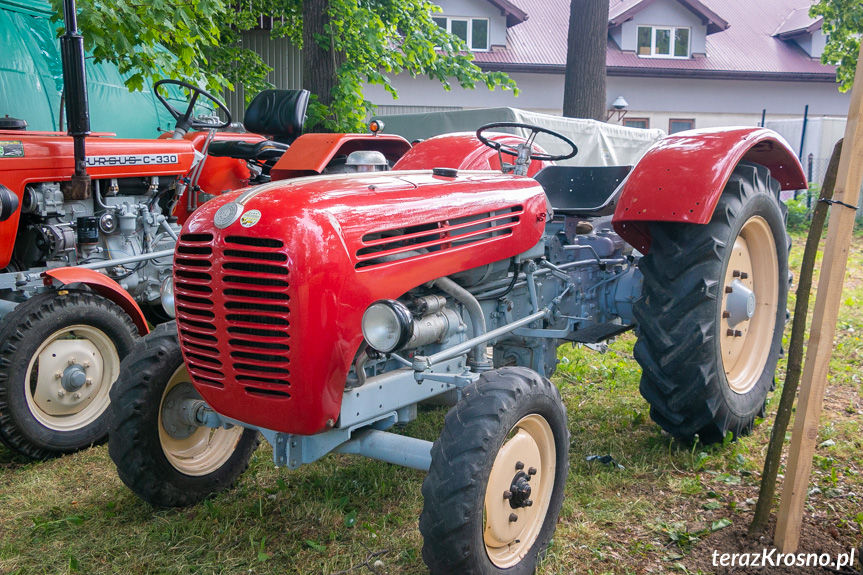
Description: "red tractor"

(0, 3), (409, 460)
(106, 115), (804, 572)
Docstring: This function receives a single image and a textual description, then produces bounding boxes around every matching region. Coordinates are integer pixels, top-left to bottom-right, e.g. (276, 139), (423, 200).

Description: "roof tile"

(473, 0), (836, 80)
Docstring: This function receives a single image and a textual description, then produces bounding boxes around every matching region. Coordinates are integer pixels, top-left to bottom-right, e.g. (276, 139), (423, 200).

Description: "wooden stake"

(774, 44), (863, 552)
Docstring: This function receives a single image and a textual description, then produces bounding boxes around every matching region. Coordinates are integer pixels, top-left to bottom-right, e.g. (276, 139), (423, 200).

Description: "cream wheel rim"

(719, 216), (779, 394)
(24, 324), (119, 431)
(158, 366), (244, 476)
(483, 414), (556, 568)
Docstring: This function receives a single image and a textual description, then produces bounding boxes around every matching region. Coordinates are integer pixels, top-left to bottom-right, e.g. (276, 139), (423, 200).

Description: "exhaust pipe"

(59, 0), (91, 200)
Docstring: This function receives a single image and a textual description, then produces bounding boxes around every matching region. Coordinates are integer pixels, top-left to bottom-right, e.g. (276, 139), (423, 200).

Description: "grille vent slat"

(175, 234), (292, 397)
(356, 206), (523, 269)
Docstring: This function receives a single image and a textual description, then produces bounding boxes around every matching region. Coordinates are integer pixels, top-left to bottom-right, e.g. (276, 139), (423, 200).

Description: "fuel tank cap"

(0, 115), (27, 130)
(432, 167), (458, 178)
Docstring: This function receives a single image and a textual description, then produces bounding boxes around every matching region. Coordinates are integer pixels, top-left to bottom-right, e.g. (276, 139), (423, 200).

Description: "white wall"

(365, 72), (851, 121)
(617, 0), (707, 55)
(433, 0), (507, 47)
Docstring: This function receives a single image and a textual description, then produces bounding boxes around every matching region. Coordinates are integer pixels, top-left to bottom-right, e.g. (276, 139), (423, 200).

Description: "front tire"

(634, 162), (789, 443)
(0, 290), (138, 459)
(419, 367), (569, 574)
(108, 322), (259, 507)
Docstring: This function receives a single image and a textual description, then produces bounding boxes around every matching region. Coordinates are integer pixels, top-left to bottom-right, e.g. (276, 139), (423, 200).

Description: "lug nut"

(85, 378), (93, 386)
(734, 330), (743, 337)
(68, 357), (76, 365)
(733, 270), (741, 278)
(509, 513), (518, 523)
(740, 272), (749, 279)
(725, 286), (733, 294)
(515, 461), (524, 470)
(528, 467), (537, 476)
(726, 329), (743, 337)
(73, 393), (81, 400)
(58, 389), (66, 397)
(503, 490), (512, 499)
(722, 311), (731, 318)
(525, 500), (533, 507)
(82, 361), (90, 368)
(55, 372), (62, 379)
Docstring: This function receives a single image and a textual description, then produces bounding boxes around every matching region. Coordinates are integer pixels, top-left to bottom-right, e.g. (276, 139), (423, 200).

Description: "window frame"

(636, 25), (691, 59)
(623, 118), (650, 129)
(669, 118), (695, 134)
(433, 16), (491, 52)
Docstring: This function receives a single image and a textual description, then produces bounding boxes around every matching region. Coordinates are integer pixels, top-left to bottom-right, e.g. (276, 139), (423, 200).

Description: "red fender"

(612, 127), (807, 253)
(43, 268), (149, 334)
(270, 133), (412, 180)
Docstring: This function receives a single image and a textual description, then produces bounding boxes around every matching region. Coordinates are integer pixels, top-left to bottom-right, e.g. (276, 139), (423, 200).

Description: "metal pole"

(59, 0), (91, 200)
(760, 109), (766, 128)
(334, 429), (432, 471)
(420, 308), (549, 367)
(76, 249), (174, 271)
(799, 104), (809, 160)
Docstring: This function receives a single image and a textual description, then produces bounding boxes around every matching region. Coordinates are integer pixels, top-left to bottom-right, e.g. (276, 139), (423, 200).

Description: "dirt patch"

(686, 515), (861, 574)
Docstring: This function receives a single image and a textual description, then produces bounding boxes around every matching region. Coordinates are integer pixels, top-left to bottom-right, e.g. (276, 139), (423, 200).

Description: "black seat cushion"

(244, 89), (310, 144)
(534, 165), (632, 216)
(208, 139), (288, 161)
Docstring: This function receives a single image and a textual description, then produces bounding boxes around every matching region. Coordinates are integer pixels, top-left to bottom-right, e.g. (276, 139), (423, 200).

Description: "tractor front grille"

(174, 233), (292, 399)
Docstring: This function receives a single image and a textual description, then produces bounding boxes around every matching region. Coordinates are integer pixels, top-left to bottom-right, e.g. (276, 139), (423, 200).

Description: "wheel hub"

(32, 336), (104, 417)
(725, 278), (756, 328)
(505, 468), (535, 509)
(61, 364), (88, 392)
(160, 382), (202, 440)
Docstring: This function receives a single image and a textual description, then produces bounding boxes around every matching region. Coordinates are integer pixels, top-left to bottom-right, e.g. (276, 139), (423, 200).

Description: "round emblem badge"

(240, 209), (262, 228)
(214, 202), (241, 229)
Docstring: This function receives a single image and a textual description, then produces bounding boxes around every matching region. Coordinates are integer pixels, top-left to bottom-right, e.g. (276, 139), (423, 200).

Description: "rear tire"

(108, 321), (259, 507)
(419, 367), (569, 574)
(634, 162), (788, 443)
(0, 290), (138, 459)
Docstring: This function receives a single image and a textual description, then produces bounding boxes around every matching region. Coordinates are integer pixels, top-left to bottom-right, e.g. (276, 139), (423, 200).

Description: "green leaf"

(305, 540), (326, 552)
(711, 518), (733, 531)
(344, 510), (358, 528)
(257, 552), (270, 562)
(702, 500), (722, 510)
(715, 474), (741, 485)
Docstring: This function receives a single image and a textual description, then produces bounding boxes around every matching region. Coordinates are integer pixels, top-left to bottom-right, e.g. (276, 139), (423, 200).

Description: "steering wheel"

(476, 122), (578, 162)
(154, 79), (231, 134)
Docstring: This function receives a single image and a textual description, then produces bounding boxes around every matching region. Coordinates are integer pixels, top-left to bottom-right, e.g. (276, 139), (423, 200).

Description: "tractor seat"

(208, 139), (288, 162)
(243, 89), (310, 145)
(534, 165), (632, 217)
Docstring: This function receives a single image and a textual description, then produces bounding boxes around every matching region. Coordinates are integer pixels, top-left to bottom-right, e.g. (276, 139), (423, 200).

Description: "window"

(637, 25), (690, 58)
(669, 119), (695, 133)
(624, 118), (650, 129)
(433, 16), (490, 51)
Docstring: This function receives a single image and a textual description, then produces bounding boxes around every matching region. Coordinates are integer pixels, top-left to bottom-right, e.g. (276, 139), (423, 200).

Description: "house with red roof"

(365, 0), (851, 135)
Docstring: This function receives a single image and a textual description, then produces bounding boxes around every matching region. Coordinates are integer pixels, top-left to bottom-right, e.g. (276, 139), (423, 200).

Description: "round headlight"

(160, 276), (176, 319)
(361, 299), (413, 353)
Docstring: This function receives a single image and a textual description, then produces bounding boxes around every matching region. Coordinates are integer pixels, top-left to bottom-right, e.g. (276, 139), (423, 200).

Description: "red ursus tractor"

(0, 1), (409, 460)
(106, 114), (805, 572)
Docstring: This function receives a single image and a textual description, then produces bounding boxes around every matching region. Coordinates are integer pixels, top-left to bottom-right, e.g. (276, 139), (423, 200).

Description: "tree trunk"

(562, 0), (608, 121)
(748, 139), (843, 535)
(302, 0), (341, 132)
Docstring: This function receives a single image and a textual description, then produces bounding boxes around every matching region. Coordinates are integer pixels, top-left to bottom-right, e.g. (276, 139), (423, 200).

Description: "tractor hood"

(174, 169), (548, 435)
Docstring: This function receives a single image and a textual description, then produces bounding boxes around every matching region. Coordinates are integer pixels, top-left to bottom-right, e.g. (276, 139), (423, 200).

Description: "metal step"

(564, 323), (634, 344)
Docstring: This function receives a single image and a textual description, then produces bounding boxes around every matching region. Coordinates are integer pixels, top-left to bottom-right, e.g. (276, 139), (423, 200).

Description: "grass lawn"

(1, 232), (861, 574)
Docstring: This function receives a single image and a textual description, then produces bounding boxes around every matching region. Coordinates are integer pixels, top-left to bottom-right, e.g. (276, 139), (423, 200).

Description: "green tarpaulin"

(0, 0), (198, 138)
